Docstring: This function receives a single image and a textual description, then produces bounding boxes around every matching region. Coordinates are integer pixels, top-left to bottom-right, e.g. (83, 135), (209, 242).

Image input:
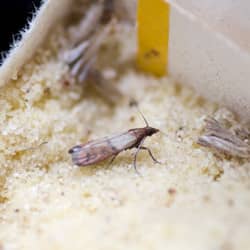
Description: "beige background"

(167, 0), (250, 121)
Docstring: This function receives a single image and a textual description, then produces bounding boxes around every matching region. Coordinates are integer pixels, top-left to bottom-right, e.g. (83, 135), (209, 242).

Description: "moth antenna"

(137, 108), (149, 127)
(129, 99), (149, 127)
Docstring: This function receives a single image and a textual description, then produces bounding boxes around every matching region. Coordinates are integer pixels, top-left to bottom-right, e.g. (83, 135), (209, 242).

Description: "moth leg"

(140, 146), (162, 164)
(133, 139), (146, 175)
(106, 154), (118, 169)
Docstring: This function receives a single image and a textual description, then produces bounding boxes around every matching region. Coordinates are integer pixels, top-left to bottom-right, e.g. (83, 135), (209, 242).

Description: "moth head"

(146, 127), (159, 136)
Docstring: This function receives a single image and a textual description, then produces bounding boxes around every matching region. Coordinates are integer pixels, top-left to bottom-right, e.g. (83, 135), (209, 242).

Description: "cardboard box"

(166, 0), (250, 121)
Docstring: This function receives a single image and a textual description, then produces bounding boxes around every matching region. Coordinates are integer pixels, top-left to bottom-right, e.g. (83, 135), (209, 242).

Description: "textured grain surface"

(0, 8), (250, 250)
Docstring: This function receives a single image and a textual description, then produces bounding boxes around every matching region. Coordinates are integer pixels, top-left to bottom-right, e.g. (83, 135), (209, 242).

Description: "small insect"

(198, 117), (250, 158)
(68, 112), (161, 173)
(63, 0), (123, 105)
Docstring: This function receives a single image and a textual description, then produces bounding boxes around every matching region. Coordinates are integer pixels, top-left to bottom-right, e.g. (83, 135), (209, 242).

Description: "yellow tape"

(137, 0), (170, 76)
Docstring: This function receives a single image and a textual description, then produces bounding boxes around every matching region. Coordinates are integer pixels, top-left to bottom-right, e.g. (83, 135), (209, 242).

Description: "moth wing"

(69, 132), (137, 166)
(85, 132), (137, 150)
(69, 139), (114, 166)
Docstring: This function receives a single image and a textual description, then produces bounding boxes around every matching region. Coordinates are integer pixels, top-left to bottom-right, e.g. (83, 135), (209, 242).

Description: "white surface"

(167, 0), (250, 52)
(167, 0), (250, 121)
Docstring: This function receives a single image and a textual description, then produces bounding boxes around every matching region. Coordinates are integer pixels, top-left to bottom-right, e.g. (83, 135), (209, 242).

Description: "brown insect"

(198, 117), (250, 158)
(63, 0), (123, 105)
(68, 112), (161, 173)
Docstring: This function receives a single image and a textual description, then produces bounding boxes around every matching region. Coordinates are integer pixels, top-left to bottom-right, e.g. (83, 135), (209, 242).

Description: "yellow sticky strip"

(137, 0), (170, 76)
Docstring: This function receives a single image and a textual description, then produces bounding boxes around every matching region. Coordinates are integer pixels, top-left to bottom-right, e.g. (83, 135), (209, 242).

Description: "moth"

(63, 0), (123, 104)
(198, 117), (250, 158)
(68, 112), (161, 173)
